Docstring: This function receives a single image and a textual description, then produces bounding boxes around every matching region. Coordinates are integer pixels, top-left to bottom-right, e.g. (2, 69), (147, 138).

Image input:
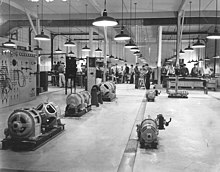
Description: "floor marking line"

(117, 96), (147, 172)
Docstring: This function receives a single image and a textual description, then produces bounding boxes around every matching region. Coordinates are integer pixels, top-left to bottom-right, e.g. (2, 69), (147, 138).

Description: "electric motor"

(100, 83), (110, 96)
(7, 108), (42, 139)
(146, 90), (156, 101)
(137, 115), (171, 149)
(66, 93), (86, 111)
(139, 118), (158, 146)
(79, 91), (91, 107)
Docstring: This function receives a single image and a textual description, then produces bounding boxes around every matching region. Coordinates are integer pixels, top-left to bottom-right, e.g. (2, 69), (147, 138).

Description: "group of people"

(110, 63), (153, 89)
(160, 62), (214, 87)
(51, 61), (65, 88)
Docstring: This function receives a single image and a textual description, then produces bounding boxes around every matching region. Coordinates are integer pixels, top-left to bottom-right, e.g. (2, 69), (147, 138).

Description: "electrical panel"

(0, 48), (37, 108)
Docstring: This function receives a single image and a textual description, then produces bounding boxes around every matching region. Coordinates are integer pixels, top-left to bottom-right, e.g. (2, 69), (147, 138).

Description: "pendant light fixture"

(82, 4), (91, 52)
(95, 28), (102, 52)
(192, 0), (205, 48)
(179, 49), (185, 55)
(184, 1), (194, 52)
(64, 0), (75, 47)
(207, 0), (220, 39)
(4, 0), (16, 47)
(115, 42), (119, 60)
(55, 27), (62, 53)
(92, 0), (118, 27)
(68, 49), (75, 56)
(34, 45), (42, 51)
(114, 0), (130, 41)
(34, 0), (50, 41)
(131, 3), (139, 52)
(125, 0), (136, 48)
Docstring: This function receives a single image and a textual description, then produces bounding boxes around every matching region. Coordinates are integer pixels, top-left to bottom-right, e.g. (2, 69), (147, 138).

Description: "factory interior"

(0, 0), (220, 172)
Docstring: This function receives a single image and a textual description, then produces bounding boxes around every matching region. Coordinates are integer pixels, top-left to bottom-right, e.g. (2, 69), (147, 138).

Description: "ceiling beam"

(3, 1), (37, 19)
(178, 0), (188, 17)
(162, 31), (208, 35)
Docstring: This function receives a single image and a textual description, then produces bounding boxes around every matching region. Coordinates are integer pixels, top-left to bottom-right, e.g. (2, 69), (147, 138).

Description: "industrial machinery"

(146, 90), (156, 102)
(91, 85), (103, 107)
(2, 102), (64, 151)
(137, 114), (171, 149)
(167, 67), (189, 98)
(65, 90), (92, 117)
(99, 81), (116, 101)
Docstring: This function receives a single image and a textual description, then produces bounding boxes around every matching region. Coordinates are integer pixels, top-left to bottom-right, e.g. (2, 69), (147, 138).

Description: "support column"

(50, 34), (54, 69)
(214, 39), (217, 76)
(76, 41), (80, 59)
(89, 27), (93, 57)
(103, 26), (108, 82)
(36, 18), (41, 96)
(156, 26), (163, 89)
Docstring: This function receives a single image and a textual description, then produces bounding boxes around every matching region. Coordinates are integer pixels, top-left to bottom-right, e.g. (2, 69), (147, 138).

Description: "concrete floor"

(0, 85), (220, 172)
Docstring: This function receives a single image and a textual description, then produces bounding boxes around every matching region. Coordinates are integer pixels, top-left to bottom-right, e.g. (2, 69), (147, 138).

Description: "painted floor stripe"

(117, 97), (147, 172)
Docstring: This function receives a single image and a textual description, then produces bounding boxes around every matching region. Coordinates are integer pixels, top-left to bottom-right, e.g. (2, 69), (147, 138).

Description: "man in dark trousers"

(130, 64), (134, 84)
(123, 64), (130, 83)
(134, 63), (140, 89)
(144, 64), (152, 89)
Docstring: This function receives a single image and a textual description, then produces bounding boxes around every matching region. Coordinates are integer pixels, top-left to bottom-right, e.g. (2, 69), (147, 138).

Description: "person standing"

(130, 64), (134, 84)
(123, 64), (130, 83)
(144, 64), (152, 89)
(134, 63), (140, 89)
(58, 62), (65, 87)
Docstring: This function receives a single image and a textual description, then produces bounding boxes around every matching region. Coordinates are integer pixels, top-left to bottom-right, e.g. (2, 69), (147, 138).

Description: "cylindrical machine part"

(140, 119), (158, 143)
(79, 91), (91, 107)
(7, 109), (42, 139)
(146, 91), (155, 100)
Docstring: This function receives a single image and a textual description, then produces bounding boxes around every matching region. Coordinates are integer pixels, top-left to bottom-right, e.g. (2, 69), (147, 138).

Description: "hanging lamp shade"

(199, 58), (203, 62)
(109, 54), (114, 58)
(3, 39), (16, 47)
(204, 56), (210, 60)
(134, 51), (140, 55)
(68, 50), (75, 56)
(179, 49), (185, 55)
(55, 47), (62, 53)
(184, 45), (194, 52)
(125, 40), (136, 48)
(213, 55), (220, 58)
(34, 30), (50, 41)
(114, 29), (130, 41)
(34, 45), (42, 51)
(82, 45), (91, 51)
(93, 9), (118, 27)
(95, 47), (102, 52)
(192, 39), (205, 48)
(64, 39), (76, 47)
(207, 0), (220, 39)
(130, 46), (139, 52)
(207, 28), (220, 39)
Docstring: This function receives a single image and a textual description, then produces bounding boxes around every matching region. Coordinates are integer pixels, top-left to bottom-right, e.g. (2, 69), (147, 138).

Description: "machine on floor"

(99, 81), (116, 101)
(136, 114), (171, 149)
(65, 90), (92, 117)
(146, 89), (160, 102)
(91, 85), (103, 107)
(2, 102), (65, 151)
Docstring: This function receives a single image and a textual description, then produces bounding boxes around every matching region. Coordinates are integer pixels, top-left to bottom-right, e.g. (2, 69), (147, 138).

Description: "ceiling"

(0, 0), (219, 46)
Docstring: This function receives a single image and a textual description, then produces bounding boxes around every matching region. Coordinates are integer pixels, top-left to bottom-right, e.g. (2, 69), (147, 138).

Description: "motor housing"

(137, 115), (171, 149)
